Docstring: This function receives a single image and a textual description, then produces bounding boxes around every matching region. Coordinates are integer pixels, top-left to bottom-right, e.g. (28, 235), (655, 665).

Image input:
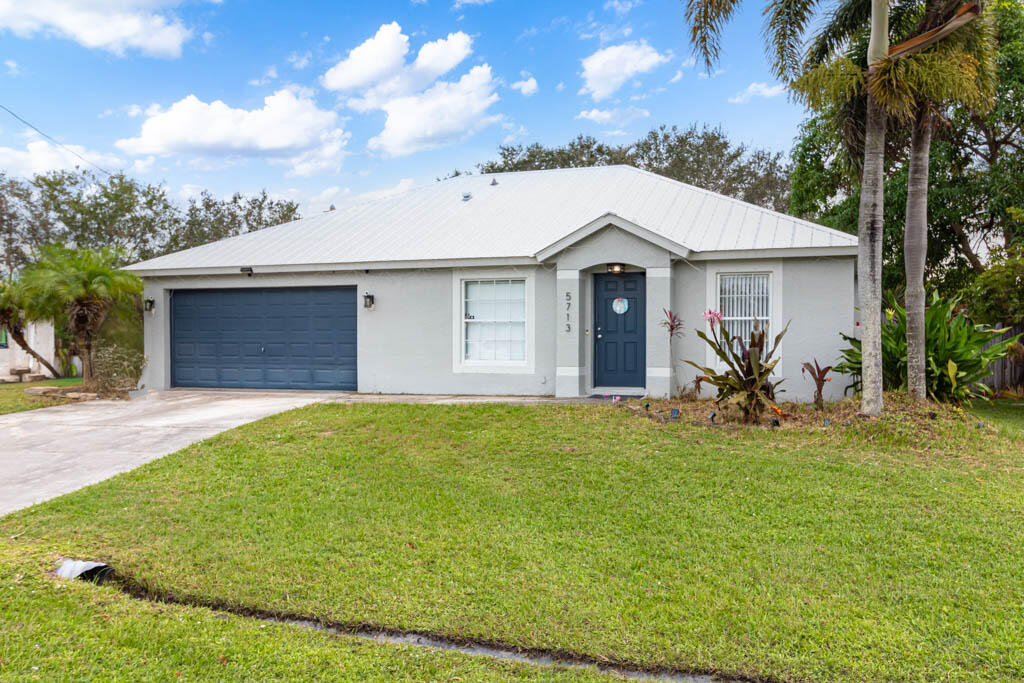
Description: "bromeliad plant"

(685, 309), (790, 424)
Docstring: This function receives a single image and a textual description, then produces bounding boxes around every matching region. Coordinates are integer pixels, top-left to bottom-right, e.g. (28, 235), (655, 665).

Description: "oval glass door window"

(611, 297), (629, 315)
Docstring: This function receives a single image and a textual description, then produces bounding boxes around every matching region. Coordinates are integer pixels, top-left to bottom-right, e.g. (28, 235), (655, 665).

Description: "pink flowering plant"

(685, 311), (791, 424)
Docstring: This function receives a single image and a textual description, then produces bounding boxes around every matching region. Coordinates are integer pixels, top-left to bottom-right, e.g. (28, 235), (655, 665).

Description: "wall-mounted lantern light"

(143, 298), (156, 313)
(606, 263), (626, 274)
(240, 266), (254, 276)
(363, 292), (375, 310)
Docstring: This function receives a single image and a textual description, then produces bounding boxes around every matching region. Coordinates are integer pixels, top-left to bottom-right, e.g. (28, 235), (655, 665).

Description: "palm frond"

(764, 0), (824, 79)
(684, 0), (743, 70)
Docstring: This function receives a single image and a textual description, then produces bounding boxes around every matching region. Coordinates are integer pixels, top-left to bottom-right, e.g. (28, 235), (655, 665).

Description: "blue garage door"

(171, 287), (357, 390)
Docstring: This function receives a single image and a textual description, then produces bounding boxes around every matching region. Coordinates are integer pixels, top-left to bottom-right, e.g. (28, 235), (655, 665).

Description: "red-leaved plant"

(801, 359), (833, 410)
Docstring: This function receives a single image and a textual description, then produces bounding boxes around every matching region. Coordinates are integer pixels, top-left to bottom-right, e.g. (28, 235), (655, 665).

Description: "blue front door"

(593, 273), (645, 388)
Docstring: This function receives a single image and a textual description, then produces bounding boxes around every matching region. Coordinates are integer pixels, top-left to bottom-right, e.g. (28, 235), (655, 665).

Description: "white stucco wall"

(0, 321), (56, 379)
(139, 246), (856, 402)
(670, 256), (856, 402)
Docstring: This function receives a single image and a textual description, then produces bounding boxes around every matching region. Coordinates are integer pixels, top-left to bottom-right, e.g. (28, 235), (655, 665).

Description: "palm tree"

(0, 280), (62, 378)
(683, 0), (892, 415)
(21, 247), (142, 387)
(903, 4), (995, 401)
(683, 0), (990, 413)
(798, 0), (995, 402)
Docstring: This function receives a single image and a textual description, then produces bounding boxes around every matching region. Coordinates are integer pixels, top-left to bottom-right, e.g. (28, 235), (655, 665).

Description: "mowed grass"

(3, 400), (1024, 681)
(0, 543), (600, 681)
(0, 377), (81, 415)
(973, 399), (1024, 435)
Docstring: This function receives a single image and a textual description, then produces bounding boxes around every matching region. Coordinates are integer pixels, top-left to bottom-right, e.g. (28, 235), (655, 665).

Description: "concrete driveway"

(0, 390), (339, 516)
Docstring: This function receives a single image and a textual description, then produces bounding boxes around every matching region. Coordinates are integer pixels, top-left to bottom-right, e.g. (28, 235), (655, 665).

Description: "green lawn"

(0, 544), (598, 681)
(972, 399), (1024, 435)
(0, 377), (82, 415)
(3, 399), (1024, 681)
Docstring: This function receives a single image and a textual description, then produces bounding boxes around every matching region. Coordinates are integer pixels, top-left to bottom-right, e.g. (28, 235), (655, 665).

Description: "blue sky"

(0, 0), (806, 212)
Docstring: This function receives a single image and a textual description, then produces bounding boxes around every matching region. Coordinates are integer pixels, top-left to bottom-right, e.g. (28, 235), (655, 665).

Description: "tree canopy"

(0, 169), (300, 270)
(479, 125), (793, 213)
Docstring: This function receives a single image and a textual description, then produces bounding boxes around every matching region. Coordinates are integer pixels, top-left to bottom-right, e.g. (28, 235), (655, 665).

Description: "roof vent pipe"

(462, 192), (472, 201)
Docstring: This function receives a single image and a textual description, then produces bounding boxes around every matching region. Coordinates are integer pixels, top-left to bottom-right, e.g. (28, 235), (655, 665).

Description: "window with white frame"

(718, 273), (771, 344)
(463, 279), (527, 362)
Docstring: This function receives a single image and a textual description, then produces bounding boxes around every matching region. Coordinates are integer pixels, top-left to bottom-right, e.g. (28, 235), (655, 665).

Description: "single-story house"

(0, 320), (56, 382)
(129, 166), (858, 401)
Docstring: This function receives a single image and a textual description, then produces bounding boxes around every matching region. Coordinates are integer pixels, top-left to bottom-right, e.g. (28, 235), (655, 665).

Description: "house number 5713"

(564, 291), (572, 333)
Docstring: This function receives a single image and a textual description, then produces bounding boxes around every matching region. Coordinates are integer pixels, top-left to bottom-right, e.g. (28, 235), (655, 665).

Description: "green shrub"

(835, 292), (1020, 402)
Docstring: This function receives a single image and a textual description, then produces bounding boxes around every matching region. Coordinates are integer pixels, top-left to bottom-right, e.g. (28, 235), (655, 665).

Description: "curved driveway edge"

(0, 390), (340, 516)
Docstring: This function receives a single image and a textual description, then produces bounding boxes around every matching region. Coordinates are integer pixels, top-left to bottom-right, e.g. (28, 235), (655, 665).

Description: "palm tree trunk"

(77, 333), (96, 389)
(4, 323), (62, 379)
(857, 95), (887, 416)
(858, 0), (890, 417)
(905, 105), (932, 402)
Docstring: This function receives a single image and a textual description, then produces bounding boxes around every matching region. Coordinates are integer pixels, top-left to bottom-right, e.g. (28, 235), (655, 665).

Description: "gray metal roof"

(129, 165), (857, 274)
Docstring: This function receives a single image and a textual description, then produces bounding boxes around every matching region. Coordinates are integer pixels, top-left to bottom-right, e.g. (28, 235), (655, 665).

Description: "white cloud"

(201, 31), (214, 46)
(680, 56), (696, 68)
(0, 135), (123, 177)
(604, 0), (637, 15)
(321, 22), (409, 91)
(579, 40), (668, 101)
(728, 81), (785, 103)
(357, 178), (416, 201)
(323, 23), (497, 156)
(287, 50), (312, 69)
(367, 64), (500, 157)
(0, 1), (196, 58)
(132, 155), (156, 173)
(248, 65), (278, 86)
(4, 59), (18, 76)
(323, 23), (473, 113)
(115, 87), (350, 176)
(669, 70), (682, 83)
(698, 68), (725, 79)
(555, 81), (565, 92)
(453, 0), (492, 7)
(603, 129), (630, 136)
(510, 72), (538, 96)
(178, 183), (205, 201)
(575, 106), (648, 124)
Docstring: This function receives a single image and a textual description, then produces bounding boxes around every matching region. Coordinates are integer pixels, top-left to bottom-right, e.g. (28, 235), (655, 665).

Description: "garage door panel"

(172, 286), (356, 390)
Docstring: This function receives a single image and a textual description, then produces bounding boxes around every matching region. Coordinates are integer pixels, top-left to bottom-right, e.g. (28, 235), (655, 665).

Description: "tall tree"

(164, 190), (300, 253)
(32, 169), (178, 265)
(480, 126), (792, 211)
(0, 173), (53, 274)
(681, 0), (894, 414)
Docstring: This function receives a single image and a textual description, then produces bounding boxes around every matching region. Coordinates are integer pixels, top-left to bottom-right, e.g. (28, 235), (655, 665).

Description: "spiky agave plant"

(21, 247), (142, 388)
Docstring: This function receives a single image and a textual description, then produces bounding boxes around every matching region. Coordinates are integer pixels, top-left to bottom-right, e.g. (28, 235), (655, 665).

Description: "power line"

(0, 102), (113, 176)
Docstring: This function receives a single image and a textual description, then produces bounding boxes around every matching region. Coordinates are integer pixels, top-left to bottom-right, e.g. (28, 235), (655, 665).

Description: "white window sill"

(454, 362), (533, 375)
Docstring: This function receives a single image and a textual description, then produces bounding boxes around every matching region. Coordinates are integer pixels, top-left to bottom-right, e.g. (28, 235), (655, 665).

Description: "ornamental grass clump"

(685, 309), (790, 424)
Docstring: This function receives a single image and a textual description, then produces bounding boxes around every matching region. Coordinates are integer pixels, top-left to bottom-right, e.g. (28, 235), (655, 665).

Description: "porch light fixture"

(606, 263), (626, 274)
(240, 266), (254, 276)
(363, 292), (375, 310)
(143, 298), (156, 313)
